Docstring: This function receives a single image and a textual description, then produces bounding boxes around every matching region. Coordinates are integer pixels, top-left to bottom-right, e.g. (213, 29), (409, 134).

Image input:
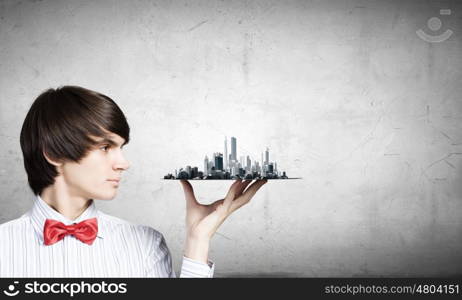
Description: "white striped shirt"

(0, 195), (214, 278)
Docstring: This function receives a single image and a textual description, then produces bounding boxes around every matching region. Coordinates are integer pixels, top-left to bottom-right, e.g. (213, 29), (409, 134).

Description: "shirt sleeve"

(143, 229), (176, 278)
(142, 227), (214, 278)
(180, 256), (215, 278)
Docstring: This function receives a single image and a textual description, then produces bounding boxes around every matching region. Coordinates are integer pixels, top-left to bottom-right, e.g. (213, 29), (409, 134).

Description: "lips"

(107, 179), (121, 183)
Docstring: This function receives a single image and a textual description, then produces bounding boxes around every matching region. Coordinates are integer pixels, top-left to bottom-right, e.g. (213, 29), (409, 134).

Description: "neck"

(40, 177), (92, 221)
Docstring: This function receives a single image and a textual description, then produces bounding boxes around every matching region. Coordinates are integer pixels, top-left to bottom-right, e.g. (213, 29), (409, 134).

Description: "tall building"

(214, 153), (223, 171)
(233, 165), (239, 176)
(192, 166), (198, 178)
(231, 137), (237, 161)
(246, 155), (251, 171)
(204, 156), (209, 176)
(224, 136), (228, 170)
(265, 147), (269, 166)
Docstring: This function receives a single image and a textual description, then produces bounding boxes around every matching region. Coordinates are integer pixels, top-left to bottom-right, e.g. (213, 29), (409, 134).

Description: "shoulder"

(96, 211), (169, 260)
(0, 214), (31, 237)
(0, 214), (30, 230)
(97, 210), (165, 244)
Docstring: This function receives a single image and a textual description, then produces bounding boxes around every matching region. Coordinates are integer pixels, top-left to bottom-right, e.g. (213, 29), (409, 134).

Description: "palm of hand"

(180, 179), (267, 240)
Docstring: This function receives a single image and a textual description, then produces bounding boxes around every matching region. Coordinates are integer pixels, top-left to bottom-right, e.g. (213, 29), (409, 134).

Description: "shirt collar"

(30, 195), (105, 245)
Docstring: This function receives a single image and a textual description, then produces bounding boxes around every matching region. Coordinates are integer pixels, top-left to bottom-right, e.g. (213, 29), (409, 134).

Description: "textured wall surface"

(1, 0), (461, 277)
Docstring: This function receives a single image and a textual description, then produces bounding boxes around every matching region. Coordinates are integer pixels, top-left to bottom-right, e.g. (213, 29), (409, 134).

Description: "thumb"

(179, 180), (199, 208)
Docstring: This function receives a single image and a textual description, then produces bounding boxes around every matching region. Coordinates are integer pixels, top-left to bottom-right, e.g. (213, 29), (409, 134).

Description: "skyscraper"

(231, 137), (237, 161)
(214, 153), (223, 171)
(192, 166), (198, 178)
(265, 147), (269, 166)
(204, 156), (209, 176)
(224, 136), (228, 170)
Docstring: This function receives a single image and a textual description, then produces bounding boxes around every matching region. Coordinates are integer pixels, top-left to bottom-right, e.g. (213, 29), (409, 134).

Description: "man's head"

(20, 86), (130, 199)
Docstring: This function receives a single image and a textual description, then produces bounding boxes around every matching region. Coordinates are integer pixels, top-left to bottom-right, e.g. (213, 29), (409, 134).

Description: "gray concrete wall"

(1, 0), (461, 277)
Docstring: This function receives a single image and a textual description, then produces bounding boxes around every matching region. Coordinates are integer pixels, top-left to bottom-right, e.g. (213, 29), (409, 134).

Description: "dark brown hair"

(20, 86), (130, 195)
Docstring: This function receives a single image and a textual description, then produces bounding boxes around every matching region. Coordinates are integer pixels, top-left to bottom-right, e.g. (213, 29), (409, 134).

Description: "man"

(0, 86), (267, 277)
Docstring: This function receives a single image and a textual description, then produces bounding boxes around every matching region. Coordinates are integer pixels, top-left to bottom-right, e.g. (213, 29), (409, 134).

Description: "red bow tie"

(43, 218), (98, 246)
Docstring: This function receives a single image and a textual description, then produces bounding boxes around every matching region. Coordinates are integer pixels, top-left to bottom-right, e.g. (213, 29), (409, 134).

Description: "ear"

(43, 151), (63, 167)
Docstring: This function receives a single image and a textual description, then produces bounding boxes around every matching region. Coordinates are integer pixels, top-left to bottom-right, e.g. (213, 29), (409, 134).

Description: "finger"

(179, 179), (199, 208)
(231, 179), (267, 211)
(223, 179), (242, 208)
(235, 180), (253, 197)
(242, 179), (267, 198)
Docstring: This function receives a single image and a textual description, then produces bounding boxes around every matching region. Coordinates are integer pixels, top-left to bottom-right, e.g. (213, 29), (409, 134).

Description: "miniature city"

(164, 136), (297, 180)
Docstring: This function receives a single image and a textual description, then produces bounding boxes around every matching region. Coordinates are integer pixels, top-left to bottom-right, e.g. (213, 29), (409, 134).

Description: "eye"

(100, 145), (110, 152)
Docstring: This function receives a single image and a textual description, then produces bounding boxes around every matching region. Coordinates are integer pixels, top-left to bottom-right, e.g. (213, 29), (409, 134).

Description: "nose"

(113, 151), (130, 171)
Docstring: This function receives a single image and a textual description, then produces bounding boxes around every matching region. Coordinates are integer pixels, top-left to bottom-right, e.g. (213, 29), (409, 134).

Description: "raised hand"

(179, 179), (267, 262)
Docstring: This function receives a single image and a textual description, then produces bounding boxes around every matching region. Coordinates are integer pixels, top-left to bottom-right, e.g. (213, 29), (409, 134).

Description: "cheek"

(65, 167), (117, 200)
(63, 162), (107, 188)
